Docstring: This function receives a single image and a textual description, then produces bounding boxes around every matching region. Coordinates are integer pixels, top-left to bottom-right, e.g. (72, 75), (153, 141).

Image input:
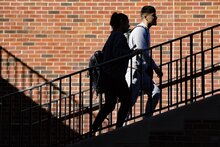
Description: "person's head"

(141, 6), (157, 27)
(110, 12), (130, 33)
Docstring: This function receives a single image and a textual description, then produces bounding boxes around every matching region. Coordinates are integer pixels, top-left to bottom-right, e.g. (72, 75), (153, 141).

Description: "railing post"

(211, 28), (214, 95)
(68, 76), (72, 142)
(190, 35), (193, 103)
(176, 60), (179, 107)
(29, 90), (33, 146)
(140, 51), (144, 115)
(194, 54), (197, 100)
(79, 73), (82, 137)
(59, 79), (62, 143)
(185, 58), (188, 105)
(168, 63), (170, 109)
(89, 69), (93, 136)
(48, 83), (52, 146)
(180, 39), (183, 103)
(0, 46), (2, 77)
(159, 45), (163, 113)
(201, 32), (205, 98)
(39, 86), (42, 147)
(170, 42), (173, 107)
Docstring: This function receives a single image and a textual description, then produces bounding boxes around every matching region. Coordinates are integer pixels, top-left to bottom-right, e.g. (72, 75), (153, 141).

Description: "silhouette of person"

(125, 6), (163, 118)
(92, 12), (132, 132)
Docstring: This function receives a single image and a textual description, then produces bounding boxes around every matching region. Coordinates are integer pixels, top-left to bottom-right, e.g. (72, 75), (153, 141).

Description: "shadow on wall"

(0, 46), (65, 96)
(0, 47), (81, 146)
(0, 76), (79, 146)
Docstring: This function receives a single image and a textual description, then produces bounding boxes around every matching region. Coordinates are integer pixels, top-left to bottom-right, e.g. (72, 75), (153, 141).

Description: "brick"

(23, 18), (35, 22)
(67, 15), (79, 18)
(36, 34), (47, 38)
(61, 27), (72, 30)
(0, 18), (9, 22)
(23, 42), (35, 46)
(17, 30), (28, 34)
(200, 2), (212, 6)
(193, 14), (205, 18)
(41, 54), (54, 58)
(48, 11), (60, 14)
(4, 30), (16, 33)
(73, 18), (85, 22)
(61, 3), (72, 6)
(85, 34), (96, 38)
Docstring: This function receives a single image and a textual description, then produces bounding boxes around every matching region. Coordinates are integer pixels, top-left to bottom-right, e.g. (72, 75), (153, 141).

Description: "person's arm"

(114, 33), (132, 57)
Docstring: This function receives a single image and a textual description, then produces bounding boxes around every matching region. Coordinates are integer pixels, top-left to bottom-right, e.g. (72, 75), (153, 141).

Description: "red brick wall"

(0, 1), (220, 145)
(1, 0), (220, 90)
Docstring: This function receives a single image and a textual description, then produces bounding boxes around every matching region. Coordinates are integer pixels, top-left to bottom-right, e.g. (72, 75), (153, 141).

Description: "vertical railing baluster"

(170, 42), (173, 106)
(176, 60), (179, 107)
(56, 100), (58, 145)
(48, 83), (52, 146)
(168, 63), (170, 109)
(194, 54), (197, 101)
(0, 47), (2, 146)
(9, 95), (12, 146)
(180, 39), (183, 103)
(159, 45), (163, 113)
(185, 58), (188, 104)
(0, 46), (2, 76)
(29, 90), (33, 146)
(130, 55), (133, 118)
(81, 91), (84, 136)
(190, 35), (193, 103)
(98, 93), (102, 135)
(39, 86), (42, 147)
(72, 94), (76, 143)
(211, 28), (214, 95)
(201, 32), (205, 98)
(19, 93), (23, 147)
(64, 84), (67, 144)
(59, 79), (62, 143)
(69, 76), (72, 141)
(140, 52), (143, 115)
(79, 73), (82, 137)
(89, 69), (93, 136)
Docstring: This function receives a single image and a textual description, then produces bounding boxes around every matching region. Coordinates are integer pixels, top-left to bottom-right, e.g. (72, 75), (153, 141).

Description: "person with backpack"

(92, 12), (132, 132)
(125, 6), (163, 118)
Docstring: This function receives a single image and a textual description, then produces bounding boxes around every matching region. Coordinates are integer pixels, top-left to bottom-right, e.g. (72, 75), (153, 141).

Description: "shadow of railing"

(0, 77), (79, 146)
(0, 47), (67, 97)
(0, 47), (82, 146)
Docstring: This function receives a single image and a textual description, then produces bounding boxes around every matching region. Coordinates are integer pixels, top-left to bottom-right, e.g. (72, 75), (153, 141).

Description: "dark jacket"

(102, 31), (132, 80)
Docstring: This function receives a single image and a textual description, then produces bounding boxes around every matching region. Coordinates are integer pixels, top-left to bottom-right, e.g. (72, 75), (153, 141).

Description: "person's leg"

(142, 73), (160, 117)
(145, 85), (160, 117)
(129, 69), (141, 106)
(92, 89), (117, 132)
(116, 80), (132, 128)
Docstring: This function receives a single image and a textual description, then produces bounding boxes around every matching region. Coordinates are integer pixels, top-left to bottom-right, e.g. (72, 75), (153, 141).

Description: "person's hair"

(141, 6), (156, 19)
(110, 12), (128, 31)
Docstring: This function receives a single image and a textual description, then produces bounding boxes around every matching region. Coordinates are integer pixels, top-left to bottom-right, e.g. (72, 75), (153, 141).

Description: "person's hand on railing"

(155, 67), (163, 78)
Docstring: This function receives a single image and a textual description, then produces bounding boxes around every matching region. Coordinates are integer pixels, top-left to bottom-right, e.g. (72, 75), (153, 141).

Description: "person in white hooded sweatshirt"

(126, 6), (163, 118)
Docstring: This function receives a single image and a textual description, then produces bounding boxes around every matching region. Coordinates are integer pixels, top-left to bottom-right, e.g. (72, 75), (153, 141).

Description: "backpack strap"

(133, 25), (149, 39)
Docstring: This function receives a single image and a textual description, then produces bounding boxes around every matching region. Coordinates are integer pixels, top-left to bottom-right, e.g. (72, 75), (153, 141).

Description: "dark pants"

(92, 76), (132, 131)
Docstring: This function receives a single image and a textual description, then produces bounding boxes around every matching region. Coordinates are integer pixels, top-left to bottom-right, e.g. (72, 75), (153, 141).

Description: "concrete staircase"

(67, 94), (220, 147)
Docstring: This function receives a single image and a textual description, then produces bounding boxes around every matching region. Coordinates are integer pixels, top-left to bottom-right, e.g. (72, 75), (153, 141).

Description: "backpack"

(124, 25), (147, 45)
(88, 50), (104, 95)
